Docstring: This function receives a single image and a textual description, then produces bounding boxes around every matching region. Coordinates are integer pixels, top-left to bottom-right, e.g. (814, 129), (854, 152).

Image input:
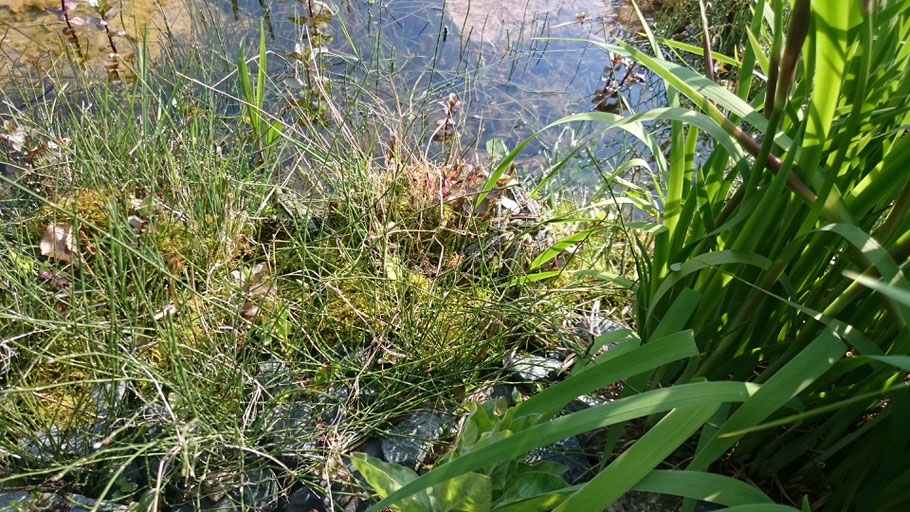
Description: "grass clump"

(0, 32), (633, 509)
(369, 1), (910, 511)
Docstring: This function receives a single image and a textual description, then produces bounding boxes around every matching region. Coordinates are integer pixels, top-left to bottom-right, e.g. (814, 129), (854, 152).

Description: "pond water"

(0, 0), (665, 189)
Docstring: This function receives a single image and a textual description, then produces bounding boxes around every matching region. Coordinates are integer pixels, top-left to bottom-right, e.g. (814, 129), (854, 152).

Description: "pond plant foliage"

(364, 0), (910, 511)
(0, 3), (628, 509)
(0, 0), (909, 511)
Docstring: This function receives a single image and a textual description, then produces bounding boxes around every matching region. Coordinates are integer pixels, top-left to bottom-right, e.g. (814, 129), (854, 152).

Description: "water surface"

(1, 0), (664, 188)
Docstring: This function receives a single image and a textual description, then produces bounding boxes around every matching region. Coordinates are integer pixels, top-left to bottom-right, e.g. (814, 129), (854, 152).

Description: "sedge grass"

(0, 9), (643, 510)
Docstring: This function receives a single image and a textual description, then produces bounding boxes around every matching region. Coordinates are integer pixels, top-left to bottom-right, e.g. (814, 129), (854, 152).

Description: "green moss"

(16, 335), (97, 428)
(313, 277), (391, 346)
(35, 188), (115, 232)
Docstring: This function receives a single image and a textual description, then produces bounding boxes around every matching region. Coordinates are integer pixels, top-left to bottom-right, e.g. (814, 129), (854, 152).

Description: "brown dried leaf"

(37, 269), (71, 290)
(39, 223), (75, 263)
(127, 215), (145, 233)
(239, 300), (260, 320)
(247, 282), (276, 299)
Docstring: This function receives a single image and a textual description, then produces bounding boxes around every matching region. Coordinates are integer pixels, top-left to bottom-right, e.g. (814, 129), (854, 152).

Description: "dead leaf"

(153, 303), (177, 321)
(128, 215), (145, 233)
(239, 300), (260, 320)
(37, 269), (71, 290)
(39, 223), (76, 263)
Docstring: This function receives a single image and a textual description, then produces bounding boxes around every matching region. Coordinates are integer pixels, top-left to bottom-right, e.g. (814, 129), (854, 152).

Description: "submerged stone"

(0, 491), (128, 512)
(381, 408), (454, 470)
(526, 435), (594, 484)
(508, 355), (563, 382)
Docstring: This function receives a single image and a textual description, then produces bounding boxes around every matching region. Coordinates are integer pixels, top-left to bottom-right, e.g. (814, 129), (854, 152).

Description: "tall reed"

(368, 1), (910, 510)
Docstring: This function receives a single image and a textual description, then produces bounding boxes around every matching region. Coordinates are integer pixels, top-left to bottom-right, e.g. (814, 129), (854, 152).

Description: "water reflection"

(0, 0), (196, 80)
(0, 0), (664, 188)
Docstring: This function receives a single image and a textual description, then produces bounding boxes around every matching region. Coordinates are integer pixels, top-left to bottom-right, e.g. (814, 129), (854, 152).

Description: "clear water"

(0, 0), (666, 190)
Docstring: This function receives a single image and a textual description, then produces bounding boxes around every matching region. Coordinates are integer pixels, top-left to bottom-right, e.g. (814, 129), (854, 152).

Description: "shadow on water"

(0, 0), (667, 191)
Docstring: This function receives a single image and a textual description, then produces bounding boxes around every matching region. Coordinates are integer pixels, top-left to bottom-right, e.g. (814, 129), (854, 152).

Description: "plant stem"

(98, 8), (120, 79)
(60, 0), (84, 55)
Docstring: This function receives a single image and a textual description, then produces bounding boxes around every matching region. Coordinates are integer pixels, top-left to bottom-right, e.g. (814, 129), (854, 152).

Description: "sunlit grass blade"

(690, 329), (845, 468)
(649, 251), (772, 314)
(366, 381), (760, 512)
(553, 404), (719, 511)
(515, 330), (698, 419)
(633, 470), (775, 506)
(844, 271), (910, 307)
(656, 38), (741, 67)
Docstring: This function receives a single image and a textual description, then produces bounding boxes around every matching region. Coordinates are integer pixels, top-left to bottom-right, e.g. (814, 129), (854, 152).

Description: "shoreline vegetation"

(1, 3), (638, 509)
(3, 1), (910, 511)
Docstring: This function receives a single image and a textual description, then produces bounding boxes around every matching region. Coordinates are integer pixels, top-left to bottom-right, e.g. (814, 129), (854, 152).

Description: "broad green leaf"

(847, 134), (910, 214)
(432, 472), (492, 512)
(492, 472), (570, 511)
(237, 47), (257, 134)
(588, 337), (640, 363)
(856, 355), (910, 373)
(555, 108), (748, 162)
(516, 330), (698, 419)
(844, 270), (910, 307)
(817, 223), (910, 326)
(690, 329), (845, 468)
(366, 381), (760, 512)
(602, 42), (790, 149)
(350, 453), (431, 512)
(649, 288), (701, 340)
(716, 267), (882, 357)
(650, 251), (772, 314)
(719, 381), (910, 438)
(553, 404), (720, 511)
(492, 491), (573, 512)
(745, 26), (770, 76)
(800, 1), (853, 170)
(656, 38), (741, 67)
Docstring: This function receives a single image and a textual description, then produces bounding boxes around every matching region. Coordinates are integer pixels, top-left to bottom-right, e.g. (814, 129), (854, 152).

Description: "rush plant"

(367, 0), (910, 510)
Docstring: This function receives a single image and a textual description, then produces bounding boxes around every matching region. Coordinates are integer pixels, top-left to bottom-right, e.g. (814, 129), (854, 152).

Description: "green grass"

(368, 1), (910, 511)
(13, 0), (907, 511)
(0, 12), (640, 510)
